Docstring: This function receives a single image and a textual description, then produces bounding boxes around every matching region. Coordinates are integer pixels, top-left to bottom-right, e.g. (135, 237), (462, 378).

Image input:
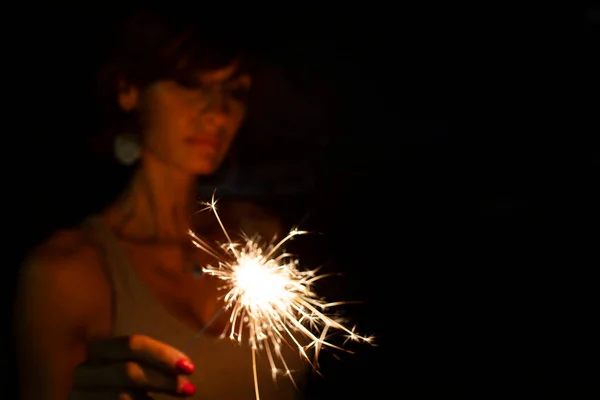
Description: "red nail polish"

(180, 381), (196, 396)
(175, 358), (195, 374)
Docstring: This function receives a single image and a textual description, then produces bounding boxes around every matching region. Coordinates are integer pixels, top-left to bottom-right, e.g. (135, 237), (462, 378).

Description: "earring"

(114, 133), (141, 166)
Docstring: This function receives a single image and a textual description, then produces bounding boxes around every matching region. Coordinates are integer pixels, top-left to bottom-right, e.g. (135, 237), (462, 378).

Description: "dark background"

(4, 5), (599, 399)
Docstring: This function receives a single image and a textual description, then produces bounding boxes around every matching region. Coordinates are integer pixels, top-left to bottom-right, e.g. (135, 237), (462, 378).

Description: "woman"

(15, 9), (308, 400)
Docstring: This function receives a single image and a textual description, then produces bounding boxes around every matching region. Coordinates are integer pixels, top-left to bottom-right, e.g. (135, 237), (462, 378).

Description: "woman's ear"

(117, 79), (139, 112)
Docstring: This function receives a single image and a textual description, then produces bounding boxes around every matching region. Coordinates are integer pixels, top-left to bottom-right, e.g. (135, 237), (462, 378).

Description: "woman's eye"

(175, 75), (204, 90)
(227, 85), (250, 100)
(225, 77), (251, 100)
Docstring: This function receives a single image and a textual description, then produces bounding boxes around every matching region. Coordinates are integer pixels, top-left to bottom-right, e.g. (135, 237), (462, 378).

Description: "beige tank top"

(83, 216), (308, 400)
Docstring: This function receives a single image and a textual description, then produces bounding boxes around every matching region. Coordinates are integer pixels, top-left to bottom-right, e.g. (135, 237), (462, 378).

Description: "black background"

(4, 4), (600, 399)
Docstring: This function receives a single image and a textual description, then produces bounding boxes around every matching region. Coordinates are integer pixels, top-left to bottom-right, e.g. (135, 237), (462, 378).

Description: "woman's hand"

(68, 335), (196, 399)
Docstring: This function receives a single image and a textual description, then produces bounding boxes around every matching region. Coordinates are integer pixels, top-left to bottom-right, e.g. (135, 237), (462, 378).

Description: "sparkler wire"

(184, 191), (373, 400)
(184, 307), (227, 352)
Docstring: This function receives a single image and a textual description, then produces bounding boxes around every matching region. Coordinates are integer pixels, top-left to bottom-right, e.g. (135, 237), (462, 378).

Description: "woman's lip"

(185, 137), (218, 147)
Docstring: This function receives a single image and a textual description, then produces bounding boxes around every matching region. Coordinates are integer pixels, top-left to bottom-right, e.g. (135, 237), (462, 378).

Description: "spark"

(188, 192), (374, 400)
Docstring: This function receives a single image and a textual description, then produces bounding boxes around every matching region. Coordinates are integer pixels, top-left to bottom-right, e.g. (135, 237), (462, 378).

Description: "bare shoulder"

(22, 228), (105, 285)
(17, 227), (111, 332)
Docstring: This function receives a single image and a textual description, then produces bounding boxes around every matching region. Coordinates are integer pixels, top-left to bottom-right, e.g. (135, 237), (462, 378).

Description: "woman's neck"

(109, 155), (199, 242)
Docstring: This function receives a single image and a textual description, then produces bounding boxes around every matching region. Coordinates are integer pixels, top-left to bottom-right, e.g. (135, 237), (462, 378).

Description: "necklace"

(181, 238), (205, 279)
(192, 263), (203, 279)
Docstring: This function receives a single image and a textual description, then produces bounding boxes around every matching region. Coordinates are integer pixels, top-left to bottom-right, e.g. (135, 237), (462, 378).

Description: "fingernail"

(175, 358), (195, 374)
(180, 381), (196, 396)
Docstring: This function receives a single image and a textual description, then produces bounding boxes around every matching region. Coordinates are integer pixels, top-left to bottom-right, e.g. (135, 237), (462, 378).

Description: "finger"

(73, 361), (195, 396)
(68, 391), (154, 400)
(86, 335), (194, 375)
(120, 392), (154, 400)
(118, 391), (154, 400)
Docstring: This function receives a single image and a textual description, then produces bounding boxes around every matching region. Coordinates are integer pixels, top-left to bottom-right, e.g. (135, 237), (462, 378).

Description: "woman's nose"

(202, 88), (229, 115)
(200, 90), (228, 126)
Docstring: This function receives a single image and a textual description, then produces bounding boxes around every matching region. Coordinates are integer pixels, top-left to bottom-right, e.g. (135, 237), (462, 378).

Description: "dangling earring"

(114, 133), (141, 166)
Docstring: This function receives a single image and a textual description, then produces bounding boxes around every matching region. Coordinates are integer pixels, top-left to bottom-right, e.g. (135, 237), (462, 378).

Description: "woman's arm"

(14, 233), (110, 400)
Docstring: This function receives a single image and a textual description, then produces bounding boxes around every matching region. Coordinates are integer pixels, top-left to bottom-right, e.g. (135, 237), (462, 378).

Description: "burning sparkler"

(187, 193), (374, 400)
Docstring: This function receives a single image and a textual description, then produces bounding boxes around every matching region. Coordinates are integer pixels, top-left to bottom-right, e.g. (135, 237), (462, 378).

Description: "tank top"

(83, 216), (308, 399)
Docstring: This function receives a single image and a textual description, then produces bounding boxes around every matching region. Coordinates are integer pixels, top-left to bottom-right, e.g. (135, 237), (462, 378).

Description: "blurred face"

(120, 62), (251, 175)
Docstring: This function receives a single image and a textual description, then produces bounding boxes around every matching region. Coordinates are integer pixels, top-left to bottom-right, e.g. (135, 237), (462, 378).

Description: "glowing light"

(188, 193), (374, 399)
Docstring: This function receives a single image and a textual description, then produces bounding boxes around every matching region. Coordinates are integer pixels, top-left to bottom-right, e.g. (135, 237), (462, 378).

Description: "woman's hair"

(91, 6), (252, 158)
